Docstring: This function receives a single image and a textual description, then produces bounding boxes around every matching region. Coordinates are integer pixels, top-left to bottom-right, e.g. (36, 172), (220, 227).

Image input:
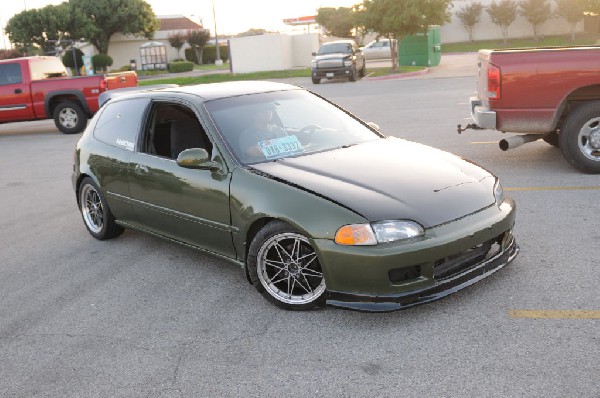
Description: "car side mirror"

(312, 52), (317, 56)
(176, 148), (221, 171)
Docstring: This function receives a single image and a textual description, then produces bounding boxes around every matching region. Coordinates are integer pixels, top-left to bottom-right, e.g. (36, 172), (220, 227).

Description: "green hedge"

(185, 45), (230, 65)
(168, 61), (194, 73)
(92, 54), (113, 73)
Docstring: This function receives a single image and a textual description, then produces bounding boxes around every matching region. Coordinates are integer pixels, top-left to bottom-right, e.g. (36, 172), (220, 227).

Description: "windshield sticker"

(258, 135), (304, 159)
(116, 138), (134, 151)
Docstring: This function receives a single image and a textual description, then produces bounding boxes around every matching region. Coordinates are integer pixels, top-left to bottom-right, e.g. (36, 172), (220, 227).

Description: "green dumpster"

(398, 26), (441, 67)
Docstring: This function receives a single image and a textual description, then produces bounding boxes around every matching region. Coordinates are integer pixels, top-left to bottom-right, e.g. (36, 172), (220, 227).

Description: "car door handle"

(134, 164), (149, 175)
(14, 89), (22, 94)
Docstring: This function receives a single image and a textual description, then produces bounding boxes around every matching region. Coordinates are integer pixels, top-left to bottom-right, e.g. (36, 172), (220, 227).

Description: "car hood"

(251, 138), (497, 228)
(314, 53), (351, 61)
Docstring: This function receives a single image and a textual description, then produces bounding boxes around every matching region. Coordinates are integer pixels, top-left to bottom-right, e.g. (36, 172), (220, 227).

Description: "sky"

(0, 0), (359, 49)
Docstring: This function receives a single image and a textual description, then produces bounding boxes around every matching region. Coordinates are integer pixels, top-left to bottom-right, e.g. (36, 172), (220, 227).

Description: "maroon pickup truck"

(465, 46), (600, 174)
(0, 56), (137, 134)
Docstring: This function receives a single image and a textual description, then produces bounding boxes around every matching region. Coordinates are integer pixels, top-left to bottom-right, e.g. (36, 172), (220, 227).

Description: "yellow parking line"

(505, 186), (600, 191)
(509, 309), (600, 319)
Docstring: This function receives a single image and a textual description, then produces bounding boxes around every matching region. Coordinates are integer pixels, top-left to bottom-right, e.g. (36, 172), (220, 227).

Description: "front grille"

(433, 232), (508, 279)
(317, 60), (343, 68)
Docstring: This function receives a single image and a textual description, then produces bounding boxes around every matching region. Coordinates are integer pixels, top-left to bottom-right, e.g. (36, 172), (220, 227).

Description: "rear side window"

(0, 63), (23, 85)
(94, 98), (150, 151)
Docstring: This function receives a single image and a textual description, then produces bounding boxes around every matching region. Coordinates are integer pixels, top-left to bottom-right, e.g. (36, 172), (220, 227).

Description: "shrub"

(62, 48), (84, 69)
(202, 45), (229, 64)
(168, 60), (194, 73)
(0, 49), (25, 60)
(92, 54), (113, 73)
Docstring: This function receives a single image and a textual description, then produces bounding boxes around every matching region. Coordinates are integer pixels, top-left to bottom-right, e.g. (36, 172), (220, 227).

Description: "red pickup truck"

(466, 46), (600, 174)
(0, 56), (137, 134)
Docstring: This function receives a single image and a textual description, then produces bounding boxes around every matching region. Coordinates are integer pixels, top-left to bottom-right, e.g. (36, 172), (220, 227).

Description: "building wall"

(442, 0), (584, 43)
(229, 33), (319, 73)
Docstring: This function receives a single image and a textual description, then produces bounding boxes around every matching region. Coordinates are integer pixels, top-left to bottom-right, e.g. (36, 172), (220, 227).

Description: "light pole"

(211, 0), (222, 65)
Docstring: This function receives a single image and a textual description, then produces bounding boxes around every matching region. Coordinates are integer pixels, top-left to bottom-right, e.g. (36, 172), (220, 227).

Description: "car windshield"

(204, 89), (381, 165)
(318, 43), (352, 55)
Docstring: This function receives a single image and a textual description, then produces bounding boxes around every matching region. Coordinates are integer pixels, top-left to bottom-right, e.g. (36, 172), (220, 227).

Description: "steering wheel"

(299, 124), (322, 141)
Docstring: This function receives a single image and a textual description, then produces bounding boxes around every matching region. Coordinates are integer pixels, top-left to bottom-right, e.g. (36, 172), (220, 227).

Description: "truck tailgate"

(476, 50), (491, 107)
(105, 71), (138, 90)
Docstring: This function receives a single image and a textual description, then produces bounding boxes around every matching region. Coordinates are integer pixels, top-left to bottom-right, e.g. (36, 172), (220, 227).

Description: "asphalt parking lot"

(1, 59), (598, 397)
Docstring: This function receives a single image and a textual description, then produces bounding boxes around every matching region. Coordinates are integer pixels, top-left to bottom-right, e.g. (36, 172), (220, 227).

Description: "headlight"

(344, 59), (353, 67)
(335, 220), (424, 246)
(494, 179), (504, 206)
(371, 220), (424, 243)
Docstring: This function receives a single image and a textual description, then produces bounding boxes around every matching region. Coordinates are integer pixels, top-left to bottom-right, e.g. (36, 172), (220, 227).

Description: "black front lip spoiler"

(326, 237), (519, 312)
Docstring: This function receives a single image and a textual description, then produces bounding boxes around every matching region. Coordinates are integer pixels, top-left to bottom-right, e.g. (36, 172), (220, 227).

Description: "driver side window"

(142, 103), (212, 160)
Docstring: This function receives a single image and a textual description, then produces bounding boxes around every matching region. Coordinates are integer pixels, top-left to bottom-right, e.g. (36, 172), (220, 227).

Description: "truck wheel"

(312, 77), (321, 84)
(54, 101), (87, 134)
(349, 66), (357, 82)
(559, 102), (600, 174)
(359, 63), (366, 77)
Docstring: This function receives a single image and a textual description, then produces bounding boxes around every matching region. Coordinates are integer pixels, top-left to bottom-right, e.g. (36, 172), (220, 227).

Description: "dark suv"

(311, 40), (366, 84)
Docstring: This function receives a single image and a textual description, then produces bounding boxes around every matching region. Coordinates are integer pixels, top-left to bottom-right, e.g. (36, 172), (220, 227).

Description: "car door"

(89, 97), (152, 224)
(127, 100), (236, 258)
(0, 62), (34, 121)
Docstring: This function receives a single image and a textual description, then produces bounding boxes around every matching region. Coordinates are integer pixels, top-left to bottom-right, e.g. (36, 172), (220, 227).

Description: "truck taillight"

(487, 63), (501, 100)
(100, 78), (107, 92)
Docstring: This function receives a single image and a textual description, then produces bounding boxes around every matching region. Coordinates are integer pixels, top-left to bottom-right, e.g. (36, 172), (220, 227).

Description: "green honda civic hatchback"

(72, 81), (518, 312)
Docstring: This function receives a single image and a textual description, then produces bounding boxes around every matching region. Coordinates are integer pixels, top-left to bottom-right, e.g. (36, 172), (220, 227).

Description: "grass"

(442, 33), (600, 53)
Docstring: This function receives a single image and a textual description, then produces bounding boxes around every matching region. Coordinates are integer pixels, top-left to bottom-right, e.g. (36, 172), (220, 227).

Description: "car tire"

(349, 66), (357, 82)
(359, 63), (366, 77)
(78, 177), (124, 240)
(54, 101), (87, 134)
(312, 77), (321, 84)
(247, 220), (326, 310)
(559, 101), (600, 173)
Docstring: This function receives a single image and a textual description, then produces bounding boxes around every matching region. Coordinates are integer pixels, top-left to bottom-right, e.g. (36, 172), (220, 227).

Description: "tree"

(316, 7), (356, 38)
(236, 28), (269, 37)
(68, 0), (159, 55)
(6, 3), (93, 54)
(487, 0), (518, 44)
(519, 0), (552, 41)
(186, 29), (210, 65)
(357, 0), (451, 71)
(556, 0), (586, 40)
(456, 2), (484, 42)
(168, 32), (187, 60)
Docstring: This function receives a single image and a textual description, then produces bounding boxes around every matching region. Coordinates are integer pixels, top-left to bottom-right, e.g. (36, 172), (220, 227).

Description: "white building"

(442, 0), (585, 43)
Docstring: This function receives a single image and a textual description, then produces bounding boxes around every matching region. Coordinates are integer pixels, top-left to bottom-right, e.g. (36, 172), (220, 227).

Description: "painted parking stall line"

(509, 310), (600, 319)
(505, 186), (600, 191)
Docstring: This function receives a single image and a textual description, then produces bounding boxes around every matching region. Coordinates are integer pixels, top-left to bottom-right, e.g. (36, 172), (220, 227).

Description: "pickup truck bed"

(0, 56), (137, 134)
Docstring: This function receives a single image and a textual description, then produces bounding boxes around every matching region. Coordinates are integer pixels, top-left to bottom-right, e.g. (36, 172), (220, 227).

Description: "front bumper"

(312, 66), (353, 79)
(326, 236), (518, 312)
(315, 200), (518, 312)
(470, 96), (496, 130)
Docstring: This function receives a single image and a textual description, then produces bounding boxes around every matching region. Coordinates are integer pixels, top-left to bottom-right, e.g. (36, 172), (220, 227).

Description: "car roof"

(165, 81), (299, 101)
(102, 81), (301, 106)
(322, 40), (356, 45)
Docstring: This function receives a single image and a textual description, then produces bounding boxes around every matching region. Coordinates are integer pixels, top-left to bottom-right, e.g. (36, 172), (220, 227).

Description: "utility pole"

(212, 0), (222, 65)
